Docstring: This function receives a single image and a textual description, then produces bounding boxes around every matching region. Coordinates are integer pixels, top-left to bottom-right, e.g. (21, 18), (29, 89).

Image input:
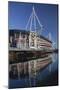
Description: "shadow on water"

(9, 53), (58, 89)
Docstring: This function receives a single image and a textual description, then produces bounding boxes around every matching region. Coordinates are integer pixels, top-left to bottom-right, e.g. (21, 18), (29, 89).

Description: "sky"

(8, 1), (58, 48)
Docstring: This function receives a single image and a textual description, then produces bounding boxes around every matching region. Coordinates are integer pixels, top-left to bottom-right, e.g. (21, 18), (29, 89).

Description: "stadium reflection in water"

(9, 53), (58, 88)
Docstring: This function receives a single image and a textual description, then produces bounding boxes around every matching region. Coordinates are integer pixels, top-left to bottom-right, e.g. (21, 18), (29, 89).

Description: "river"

(9, 53), (58, 88)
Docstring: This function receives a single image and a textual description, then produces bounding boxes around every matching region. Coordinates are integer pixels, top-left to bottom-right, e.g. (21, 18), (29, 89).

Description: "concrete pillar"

(10, 36), (13, 46)
(25, 35), (27, 48)
(35, 33), (37, 49)
(29, 32), (37, 49)
(17, 32), (21, 48)
(29, 33), (31, 48)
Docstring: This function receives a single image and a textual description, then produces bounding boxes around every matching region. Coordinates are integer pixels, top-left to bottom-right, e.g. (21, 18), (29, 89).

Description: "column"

(25, 34), (27, 49)
(29, 32), (31, 48)
(35, 33), (37, 49)
(17, 32), (21, 49)
(10, 36), (12, 47)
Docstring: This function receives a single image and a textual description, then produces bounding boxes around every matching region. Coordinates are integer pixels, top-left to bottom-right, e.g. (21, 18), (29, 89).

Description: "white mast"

(48, 32), (51, 41)
(26, 6), (43, 49)
(26, 6), (43, 33)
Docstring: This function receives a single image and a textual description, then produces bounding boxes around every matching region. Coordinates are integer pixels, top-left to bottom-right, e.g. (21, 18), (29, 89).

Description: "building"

(9, 29), (52, 50)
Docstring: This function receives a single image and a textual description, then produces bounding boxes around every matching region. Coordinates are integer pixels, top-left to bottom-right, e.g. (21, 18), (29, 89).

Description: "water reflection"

(48, 64), (52, 73)
(9, 53), (58, 88)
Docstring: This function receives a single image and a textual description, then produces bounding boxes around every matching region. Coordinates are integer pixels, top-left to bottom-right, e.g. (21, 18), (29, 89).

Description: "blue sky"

(8, 1), (58, 48)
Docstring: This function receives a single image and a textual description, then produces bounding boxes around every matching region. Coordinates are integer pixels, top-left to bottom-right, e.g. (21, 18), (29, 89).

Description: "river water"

(9, 53), (58, 88)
